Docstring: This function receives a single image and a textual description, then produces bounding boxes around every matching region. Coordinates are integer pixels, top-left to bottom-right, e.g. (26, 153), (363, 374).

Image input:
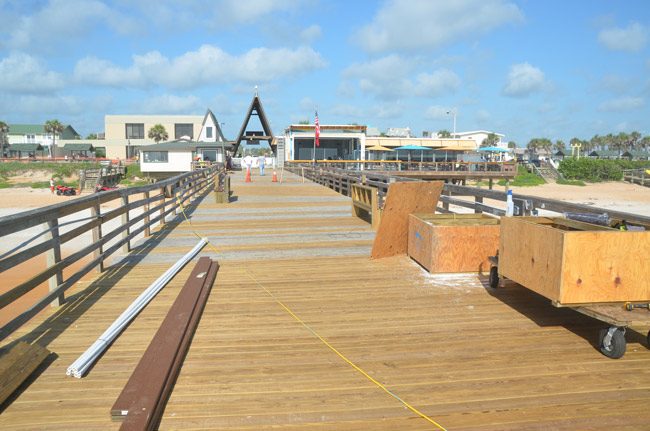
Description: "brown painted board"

(0, 341), (50, 405)
(112, 257), (219, 430)
(499, 217), (650, 305)
(408, 214), (500, 273)
(371, 181), (443, 259)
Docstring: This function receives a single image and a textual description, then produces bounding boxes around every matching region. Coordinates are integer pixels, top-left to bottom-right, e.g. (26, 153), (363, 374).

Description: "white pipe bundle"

(66, 238), (207, 378)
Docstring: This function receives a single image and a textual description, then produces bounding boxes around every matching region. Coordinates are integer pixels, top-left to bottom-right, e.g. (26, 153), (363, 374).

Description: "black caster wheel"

(489, 266), (499, 289)
(599, 327), (626, 359)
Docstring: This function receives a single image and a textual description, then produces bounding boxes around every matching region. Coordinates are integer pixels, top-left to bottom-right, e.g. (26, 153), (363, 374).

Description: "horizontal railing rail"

(0, 164), (223, 339)
(287, 165), (650, 227)
(287, 159), (517, 174)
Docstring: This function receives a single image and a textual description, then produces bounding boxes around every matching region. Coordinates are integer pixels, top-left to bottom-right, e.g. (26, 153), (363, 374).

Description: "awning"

(477, 146), (509, 152)
(394, 145), (432, 151)
(366, 145), (394, 152)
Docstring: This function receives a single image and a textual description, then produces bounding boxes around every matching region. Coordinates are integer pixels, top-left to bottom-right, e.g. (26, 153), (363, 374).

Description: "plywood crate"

(408, 213), (500, 273)
(498, 216), (650, 305)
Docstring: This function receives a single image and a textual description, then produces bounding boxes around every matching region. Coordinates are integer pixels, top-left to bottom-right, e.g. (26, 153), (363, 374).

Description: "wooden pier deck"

(2, 170), (650, 430)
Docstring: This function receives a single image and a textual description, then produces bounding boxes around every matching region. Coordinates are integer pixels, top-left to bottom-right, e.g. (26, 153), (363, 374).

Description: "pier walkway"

(2, 170), (650, 430)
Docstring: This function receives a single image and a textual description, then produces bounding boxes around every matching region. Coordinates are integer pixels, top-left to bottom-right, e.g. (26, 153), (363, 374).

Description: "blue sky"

(0, 0), (648, 146)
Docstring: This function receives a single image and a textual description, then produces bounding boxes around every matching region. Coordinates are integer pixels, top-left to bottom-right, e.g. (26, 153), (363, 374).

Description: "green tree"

(86, 133), (98, 140)
(437, 130), (451, 138)
(507, 141), (517, 149)
(147, 124), (168, 144)
(553, 139), (566, 153)
(480, 132), (500, 147)
(44, 119), (64, 158)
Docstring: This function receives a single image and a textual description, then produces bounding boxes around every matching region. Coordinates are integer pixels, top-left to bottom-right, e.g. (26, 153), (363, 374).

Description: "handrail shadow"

(15, 185), (214, 349)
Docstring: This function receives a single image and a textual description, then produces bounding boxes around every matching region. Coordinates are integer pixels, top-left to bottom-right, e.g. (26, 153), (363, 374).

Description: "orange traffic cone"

(272, 170), (278, 182)
(245, 167), (252, 183)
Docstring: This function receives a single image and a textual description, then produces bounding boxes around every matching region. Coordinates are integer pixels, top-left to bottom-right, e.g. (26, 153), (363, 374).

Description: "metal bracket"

(603, 326), (625, 348)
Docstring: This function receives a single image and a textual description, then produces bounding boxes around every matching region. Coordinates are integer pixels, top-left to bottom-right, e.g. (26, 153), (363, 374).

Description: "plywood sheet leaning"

(0, 341), (50, 405)
(371, 181), (443, 259)
(408, 213), (500, 273)
(498, 216), (650, 305)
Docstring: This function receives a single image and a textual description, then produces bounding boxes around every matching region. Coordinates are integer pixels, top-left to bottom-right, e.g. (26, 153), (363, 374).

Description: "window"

(26, 134), (35, 143)
(125, 123), (144, 139)
(175, 123), (193, 139)
(143, 151), (168, 163)
(206, 127), (213, 138)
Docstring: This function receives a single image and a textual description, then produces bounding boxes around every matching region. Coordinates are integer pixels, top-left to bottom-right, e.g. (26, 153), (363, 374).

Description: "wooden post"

(474, 196), (483, 214)
(488, 178), (494, 190)
(442, 189), (451, 212)
(44, 219), (64, 306)
(159, 187), (166, 227)
(121, 195), (130, 253)
(144, 191), (151, 237)
(90, 203), (104, 272)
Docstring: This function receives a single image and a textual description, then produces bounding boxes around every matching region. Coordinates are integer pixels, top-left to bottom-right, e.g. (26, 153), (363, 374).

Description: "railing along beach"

(0, 164), (223, 339)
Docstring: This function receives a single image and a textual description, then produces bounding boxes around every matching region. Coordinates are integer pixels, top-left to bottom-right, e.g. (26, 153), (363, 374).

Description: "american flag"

(314, 110), (320, 147)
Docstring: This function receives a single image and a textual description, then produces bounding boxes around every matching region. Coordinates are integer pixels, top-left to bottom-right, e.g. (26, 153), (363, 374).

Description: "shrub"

(498, 165), (545, 187)
(558, 158), (626, 182)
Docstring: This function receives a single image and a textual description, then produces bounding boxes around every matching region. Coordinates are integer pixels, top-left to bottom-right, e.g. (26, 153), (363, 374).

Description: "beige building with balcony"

(103, 111), (226, 159)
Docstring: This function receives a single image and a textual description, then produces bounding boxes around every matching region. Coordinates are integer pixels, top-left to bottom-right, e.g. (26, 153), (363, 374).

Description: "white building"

(104, 109), (226, 159)
(453, 130), (506, 148)
(139, 139), (227, 179)
(283, 124), (367, 161)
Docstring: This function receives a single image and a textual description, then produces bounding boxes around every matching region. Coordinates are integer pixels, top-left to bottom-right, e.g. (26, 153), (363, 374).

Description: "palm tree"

(437, 130), (451, 138)
(0, 121), (8, 159)
(630, 131), (641, 151)
(480, 133), (500, 147)
(507, 141), (517, 149)
(44, 119), (64, 159)
(553, 139), (566, 153)
(147, 124), (168, 144)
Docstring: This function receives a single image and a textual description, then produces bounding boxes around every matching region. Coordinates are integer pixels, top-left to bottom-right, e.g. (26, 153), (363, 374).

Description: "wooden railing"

(288, 159), (517, 174)
(0, 164), (223, 339)
(287, 165), (650, 226)
(623, 168), (649, 187)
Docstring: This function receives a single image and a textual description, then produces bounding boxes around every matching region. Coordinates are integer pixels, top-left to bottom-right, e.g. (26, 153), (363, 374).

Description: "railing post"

(121, 194), (130, 253)
(144, 191), (151, 237)
(474, 196), (483, 214)
(442, 189), (450, 212)
(90, 202), (104, 272)
(160, 187), (166, 227)
(44, 219), (64, 306)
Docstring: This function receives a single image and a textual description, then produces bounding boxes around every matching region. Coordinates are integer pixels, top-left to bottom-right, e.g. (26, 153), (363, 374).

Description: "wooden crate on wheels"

(408, 213), (499, 273)
(493, 216), (650, 359)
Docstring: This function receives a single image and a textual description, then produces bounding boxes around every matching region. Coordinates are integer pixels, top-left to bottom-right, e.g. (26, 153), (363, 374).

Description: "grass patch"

(0, 161), (101, 179)
(498, 165), (546, 187)
(556, 178), (586, 186)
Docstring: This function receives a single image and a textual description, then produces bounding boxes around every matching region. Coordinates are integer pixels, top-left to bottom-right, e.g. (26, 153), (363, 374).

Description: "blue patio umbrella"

(477, 146), (509, 152)
(394, 145), (432, 162)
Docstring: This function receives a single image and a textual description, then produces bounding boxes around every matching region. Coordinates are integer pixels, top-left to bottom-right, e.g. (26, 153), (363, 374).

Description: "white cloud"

(343, 55), (414, 99)
(330, 104), (364, 118)
(74, 45), (326, 89)
(0, 52), (65, 94)
(300, 25), (322, 43)
(343, 55), (459, 99)
(355, 0), (523, 53)
(424, 106), (454, 120)
(135, 94), (203, 114)
(598, 96), (645, 112)
(370, 103), (403, 119)
(502, 63), (546, 97)
(414, 69), (461, 97)
(6, 0), (137, 50)
(598, 22), (648, 52)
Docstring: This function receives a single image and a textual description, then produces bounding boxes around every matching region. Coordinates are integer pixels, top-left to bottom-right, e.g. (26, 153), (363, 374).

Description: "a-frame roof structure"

(202, 109), (227, 142)
(234, 93), (274, 155)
